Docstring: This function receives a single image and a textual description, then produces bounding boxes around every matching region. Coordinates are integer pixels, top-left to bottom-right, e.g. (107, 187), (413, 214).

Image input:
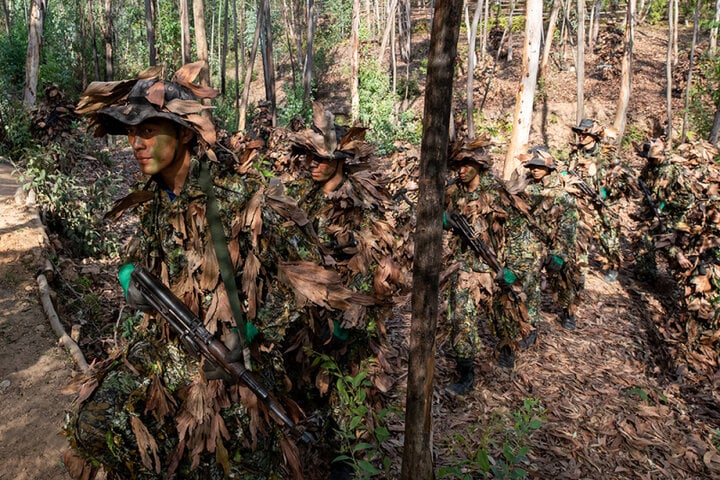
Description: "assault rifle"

(131, 266), (315, 444)
(637, 178), (666, 232)
(566, 170), (615, 215)
(446, 211), (503, 277)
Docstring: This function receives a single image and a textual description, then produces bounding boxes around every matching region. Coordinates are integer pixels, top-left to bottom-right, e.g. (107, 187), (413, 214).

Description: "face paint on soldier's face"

(308, 153), (339, 183)
(458, 162), (479, 185)
(529, 166), (550, 180)
(127, 120), (184, 176)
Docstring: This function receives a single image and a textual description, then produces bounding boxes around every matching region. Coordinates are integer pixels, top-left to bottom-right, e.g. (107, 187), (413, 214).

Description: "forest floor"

(1, 11), (719, 480)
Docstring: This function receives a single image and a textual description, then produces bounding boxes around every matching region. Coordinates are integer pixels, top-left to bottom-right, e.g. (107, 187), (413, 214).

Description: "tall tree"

(180, 0), (191, 64)
(104, 0), (114, 81)
(503, 0), (543, 180)
(260, 0), (276, 126)
(302, 0), (316, 102)
(221, 0), (229, 94)
(350, 0), (360, 122)
(193, 0), (210, 86)
(576, 0), (585, 123)
(400, 1), (463, 477)
(711, 0), (720, 53)
(88, 0), (101, 81)
(23, 0), (47, 107)
(540, 0), (561, 78)
(238, 4), (263, 132)
(145, 0), (157, 66)
(465, 0), (483, 139)
(666, 0), (674, 148)
(612, 0), (635, 142)
(681, 0), (702, 143)
(1, 0), (10, 41)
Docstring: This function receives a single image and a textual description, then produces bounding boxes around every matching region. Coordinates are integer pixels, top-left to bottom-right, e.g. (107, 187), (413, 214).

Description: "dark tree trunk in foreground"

(144, 0), (157, 66)
(400, 1), (463, 478)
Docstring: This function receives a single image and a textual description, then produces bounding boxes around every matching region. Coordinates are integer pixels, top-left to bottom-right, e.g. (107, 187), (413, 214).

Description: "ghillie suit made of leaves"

(567, 121), (623, 272)
(283, 102), (403, 471)
(444, 139), (540, 355)
(65, 64), (376, 480)
(525, 168), (582, 315)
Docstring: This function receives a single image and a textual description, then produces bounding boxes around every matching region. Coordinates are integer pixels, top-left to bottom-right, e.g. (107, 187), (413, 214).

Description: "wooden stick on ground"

(37, 273), (90, 373)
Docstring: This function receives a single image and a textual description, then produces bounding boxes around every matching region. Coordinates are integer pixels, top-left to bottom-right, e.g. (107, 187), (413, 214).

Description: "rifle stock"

(448, 212), (503, 274)
(637, 178), (666, 232)
(131, 266), (315, 444)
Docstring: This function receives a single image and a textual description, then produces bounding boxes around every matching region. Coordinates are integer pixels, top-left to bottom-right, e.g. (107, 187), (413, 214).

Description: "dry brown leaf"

(130, 416), (161, 473)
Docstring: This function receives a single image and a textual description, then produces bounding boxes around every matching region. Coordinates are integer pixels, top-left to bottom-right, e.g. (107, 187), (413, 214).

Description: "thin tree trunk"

(221, 0), (229, 94)
(503, 0), (543, 180)
(377, 0), (398, 63)
(23, 0), (46, 107)
(180, 0), (191, 64)
(666, 0), (674, 148)
(193, 0), (210, 87)
(88, 0), (101, 81)
(1, 0), (10, 41)
(302, 0), (316, 103)
(589, 0), (602, 50)
(233, 0), (240, 122)
(260, 0), (276, 126)
(576, 0), (585, 123)
(280, 0), (299, 83)
(613, 0), (635, 142)
(238, 5), (262, 132)
(104, 0), (113, 81)
(145, 0), (157, 66)
(79, 0), (87, 87)
(540, 0), (561, 78)
(466, 0), (482, 139)
(672, 0), (678, 66)
(681, 0), (701, 144)
(351, 0), (360, 122)
(709, 108), (720, 146)
(711, 0), (720, 53)
(400, 1), (463, 479)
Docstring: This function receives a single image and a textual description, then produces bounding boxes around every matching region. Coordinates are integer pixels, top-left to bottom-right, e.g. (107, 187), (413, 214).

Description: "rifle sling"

(199, 159), (252, 369)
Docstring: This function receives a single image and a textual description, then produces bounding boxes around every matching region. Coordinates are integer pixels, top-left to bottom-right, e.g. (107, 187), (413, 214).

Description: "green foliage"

(314, 353), (399, 479)
(689, 52), (720, 140)
(278, 81), (313, 127)
(0, 90), (33, 158)
(643, 0), (669, 25)
(16, 140), (120, 258)
(437, 398), (545, 480)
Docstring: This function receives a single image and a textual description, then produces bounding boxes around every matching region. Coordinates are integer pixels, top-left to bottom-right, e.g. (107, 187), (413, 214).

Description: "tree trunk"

(303, 0), (316, 103)
(233, 0), (240, 123)
(260, 0), (276, 126)
(144, 0), (157, 66)
(711, 0), (720, 53)
(193, 0), (210, 86)
(280, 0), (299, 83)
(540, 0), (561, 78)
(1, 0), (10, 41)
(221, 0), (229, 94)
(576, 0), (585, 123)
(79, 0), (87, 87)
(466, 0), (483, 139)
(238, 5), (262, 132)
(503, 0), (543, 180)
(480, 0), (489, 60)
(377, 0), (398, 63)
(351, 0), (360, 122)
(180, 0), (191, 64)
(88, 0), (101, 81)
(681, 0), (702, 144)
(23, 0), (47, 108)
(666, 0), (674, 148)
(589, 0), (602, 50)
(709, 107), (720, 146)
(104, 0), (114, 81)
(400, 1), (463, 478)
(612, 0), (635, 142)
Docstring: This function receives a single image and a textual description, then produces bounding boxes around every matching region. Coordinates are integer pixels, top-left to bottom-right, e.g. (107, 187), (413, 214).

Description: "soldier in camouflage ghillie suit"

(444, 140), (540, 376)
(64, 64), (372, 480)
(522, 147), (581, 330)
(567, 119), (623, 282)
(285, 103), (402, 477)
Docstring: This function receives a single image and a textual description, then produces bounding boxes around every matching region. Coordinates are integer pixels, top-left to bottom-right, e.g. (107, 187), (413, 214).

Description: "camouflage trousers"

(445, 269), (492, 359)
(591, 208), (623, 269)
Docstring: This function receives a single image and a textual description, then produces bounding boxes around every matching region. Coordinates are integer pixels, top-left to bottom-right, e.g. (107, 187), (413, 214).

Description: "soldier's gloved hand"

(118, 264), (154, 312)
(202, 329), (245, 383)
(545, 255), (565, 272)
(442, 211), (458, 230)
(498, 268), (517, 289)
(318, 319), (350, 349)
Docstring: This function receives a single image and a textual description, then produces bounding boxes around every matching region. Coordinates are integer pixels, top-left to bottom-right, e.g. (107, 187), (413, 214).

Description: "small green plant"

(437, 397), (545, 479)
(314, 352), (398, 479)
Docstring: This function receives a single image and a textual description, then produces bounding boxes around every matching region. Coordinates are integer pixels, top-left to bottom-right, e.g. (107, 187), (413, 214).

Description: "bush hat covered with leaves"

(288, 102), (374, 168)
(76, 61), (218, 146)
(448, 135), (494, 169)
(521, 145), (556, 170)
(571, 118), (604, 138)
(635, 138), (665, 160)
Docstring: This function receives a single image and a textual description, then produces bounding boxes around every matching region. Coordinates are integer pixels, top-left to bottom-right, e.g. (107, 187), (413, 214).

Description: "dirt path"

(0, 160), (73, 480)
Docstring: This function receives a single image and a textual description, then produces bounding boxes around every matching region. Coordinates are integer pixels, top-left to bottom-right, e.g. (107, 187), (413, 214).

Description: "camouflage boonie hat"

(521, 145), (556, 170)
(448, 134), (494, 169)
(76, 61), (218, 145)
(571, 118), (603, 138)
(636, 138), (665, 160)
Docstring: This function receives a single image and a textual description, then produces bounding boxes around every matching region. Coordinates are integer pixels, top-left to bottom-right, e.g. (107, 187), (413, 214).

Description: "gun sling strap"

(199, 157), (253, 370)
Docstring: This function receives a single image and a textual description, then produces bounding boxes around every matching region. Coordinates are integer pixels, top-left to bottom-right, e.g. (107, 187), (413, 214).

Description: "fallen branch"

(37, 273), (90, 373)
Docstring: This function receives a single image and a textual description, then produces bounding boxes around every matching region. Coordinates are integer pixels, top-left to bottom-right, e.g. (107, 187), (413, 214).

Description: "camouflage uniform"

(567, 119), (623, 274)
(523, 150), (582, 322)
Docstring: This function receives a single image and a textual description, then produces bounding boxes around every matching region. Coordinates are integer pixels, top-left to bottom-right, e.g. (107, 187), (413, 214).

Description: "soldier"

(443, 139), (540, 380)
(64, 63), (369, 480)
(522, 146), (581, 330)
(567, 118), (623, 282)
(286, 103), (402, 476)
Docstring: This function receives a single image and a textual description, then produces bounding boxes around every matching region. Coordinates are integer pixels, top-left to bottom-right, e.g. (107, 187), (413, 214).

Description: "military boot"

(497, 345), (515, 369)
(446, 358), (475, 396)
(561, 309), (576, 330)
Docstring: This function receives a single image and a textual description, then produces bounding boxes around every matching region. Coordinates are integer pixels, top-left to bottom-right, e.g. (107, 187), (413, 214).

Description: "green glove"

(442, 211), (455, 230)
(659, 201), (666, 211)
(332, 319), (349, 341)
(244, 322), (259, 343)
(502, 268), (517, 285)
(600, 187), (608, 199)
(118, 263), (135, 299)
(546, 255), (564, 272)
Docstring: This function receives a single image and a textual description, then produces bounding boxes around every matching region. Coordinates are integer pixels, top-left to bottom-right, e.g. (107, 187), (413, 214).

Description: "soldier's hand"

(442, 211), (458, 231)
(118, 264), (154, 312)
(676, 251), (692, 270)
(497, 268), (517, 289)
(202, 330), (244, 383)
